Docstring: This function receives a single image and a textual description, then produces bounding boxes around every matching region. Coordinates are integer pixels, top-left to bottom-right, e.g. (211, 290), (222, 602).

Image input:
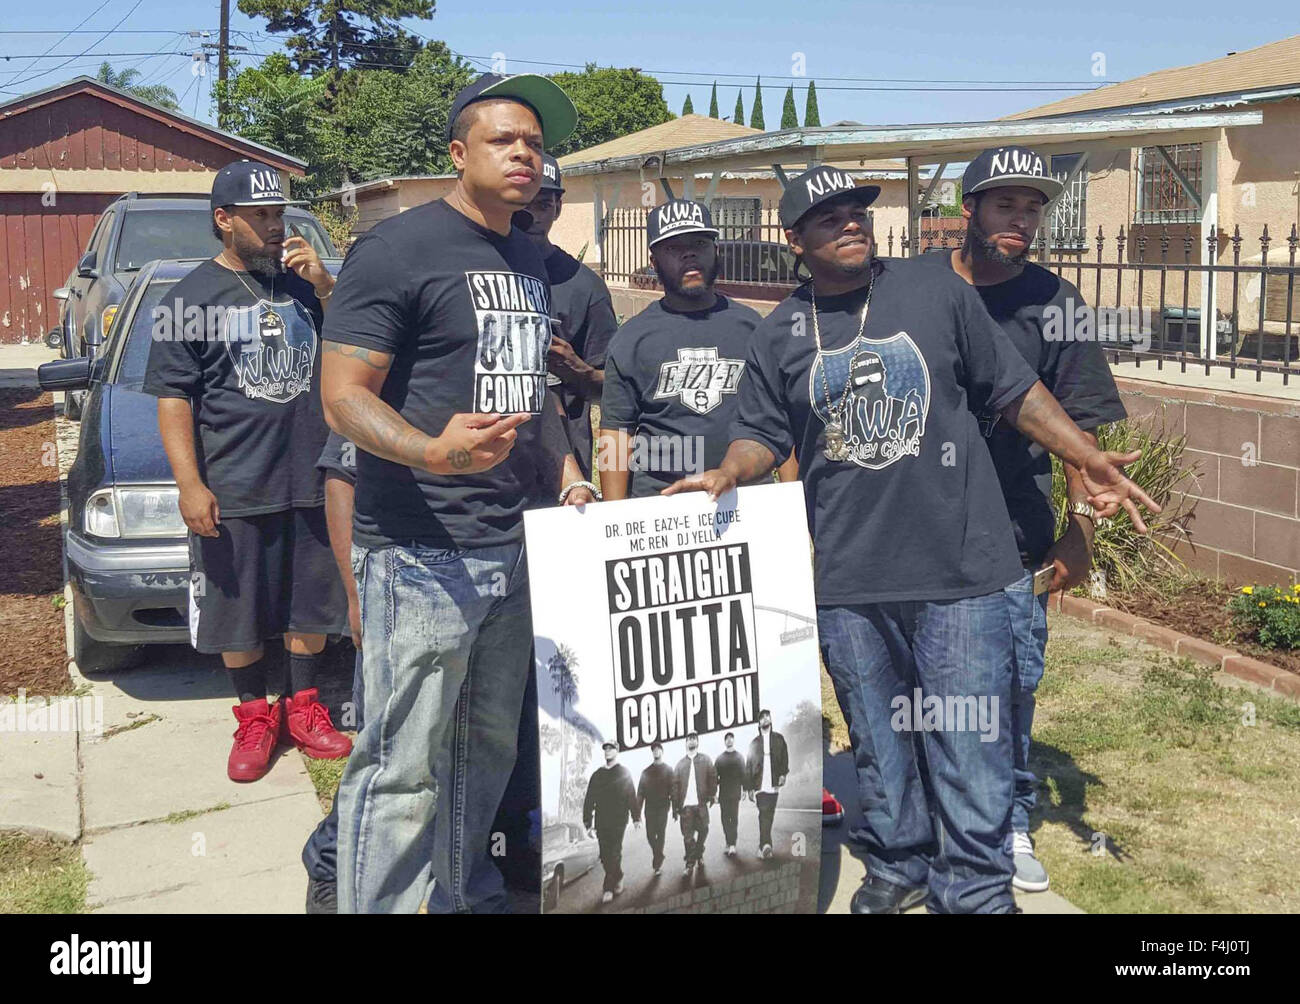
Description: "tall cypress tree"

(733, 89), (745, 126)
(804, 80), (821, 126)
(750, 76), (765, 130)
(781, 85), (798, 129)
(708, 81), (719, 118)
(682, 93), (694, 115)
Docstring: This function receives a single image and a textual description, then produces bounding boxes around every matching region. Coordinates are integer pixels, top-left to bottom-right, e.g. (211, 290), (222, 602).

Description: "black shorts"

(188, 506), (347, 654)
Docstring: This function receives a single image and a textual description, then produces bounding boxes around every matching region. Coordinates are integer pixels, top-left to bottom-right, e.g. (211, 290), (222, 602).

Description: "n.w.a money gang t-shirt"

(142, 259), (328, 517)
(322, 198), (560, 549)
(732, 257), (1042, 604)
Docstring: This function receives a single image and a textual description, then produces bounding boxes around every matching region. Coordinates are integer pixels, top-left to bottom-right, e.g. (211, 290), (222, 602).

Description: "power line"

(0, 0), (115, 87)
(3, 0), (147, 91)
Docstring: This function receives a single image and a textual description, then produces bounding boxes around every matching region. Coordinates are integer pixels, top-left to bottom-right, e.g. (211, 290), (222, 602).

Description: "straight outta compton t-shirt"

(601, 295), (762, 497)
(732, 257), (1041, 605)
(322, 199), (558, 549)
(142, 259), (328, 516)
(918, 252), (1127, 564)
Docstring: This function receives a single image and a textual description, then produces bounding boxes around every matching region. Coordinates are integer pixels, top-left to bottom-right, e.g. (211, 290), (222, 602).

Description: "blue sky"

(1, 0), (1295, 131)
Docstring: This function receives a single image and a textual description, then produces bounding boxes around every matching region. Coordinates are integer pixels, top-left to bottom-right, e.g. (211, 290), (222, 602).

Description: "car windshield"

(114, 277), (182, 391)
(114, 210), (334, 271)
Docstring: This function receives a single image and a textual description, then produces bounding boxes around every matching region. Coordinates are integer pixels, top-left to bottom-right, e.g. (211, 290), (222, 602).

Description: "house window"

(1135, 144), (1203, 224)
(709, 197), (761, 240)
(1049, 153), (1087, 250)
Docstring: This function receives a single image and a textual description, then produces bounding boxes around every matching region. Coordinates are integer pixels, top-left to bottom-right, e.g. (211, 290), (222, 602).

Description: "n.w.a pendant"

(823, 417), (850, 462)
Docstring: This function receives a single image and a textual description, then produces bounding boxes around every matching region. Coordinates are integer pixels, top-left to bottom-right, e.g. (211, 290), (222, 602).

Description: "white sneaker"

(761, 844), (773, 859)
(601, 890), (614, 903)
(1007, 831), (1049, 892)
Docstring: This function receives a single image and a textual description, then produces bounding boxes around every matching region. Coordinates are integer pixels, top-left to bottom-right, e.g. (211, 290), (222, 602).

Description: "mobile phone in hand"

(1032, 565), (1055, 595)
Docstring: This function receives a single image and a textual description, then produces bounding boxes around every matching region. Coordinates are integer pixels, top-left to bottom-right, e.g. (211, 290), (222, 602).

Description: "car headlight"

(84, 486), (186, 539)
(100, 304), (119, 337)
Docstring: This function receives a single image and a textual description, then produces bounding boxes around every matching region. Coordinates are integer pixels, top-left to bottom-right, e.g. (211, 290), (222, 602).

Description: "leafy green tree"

(781, 84), (798, 129)
(682, 93), (694, 115)
(804, 80), (821, 126)
(733, 89), (744, 126)
(750, 76), (765, 130)
(95, 62), (179, 110)
(545, 64), (672, 158)
(708, 81), (718, 118)
(237, 0), (433, 74)
(220, 53), (328, 176)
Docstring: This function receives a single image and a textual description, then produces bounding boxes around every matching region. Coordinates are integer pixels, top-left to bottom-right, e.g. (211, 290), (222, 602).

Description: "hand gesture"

(1080, 450), (1161, 532)
(431, 412), (531, 475)
(661, 468), (737, 502)
(546, 334), (592, 386)
(281, 235), (331, 293)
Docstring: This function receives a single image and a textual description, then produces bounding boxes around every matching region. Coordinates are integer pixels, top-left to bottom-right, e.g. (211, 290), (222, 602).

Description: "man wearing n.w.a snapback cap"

(322, 72), (582, 913)
(143, 159), (352, 785)
(919, 146), (1127, 894)
(664, 163), (1158, 913)
(597, 199), (787, 499)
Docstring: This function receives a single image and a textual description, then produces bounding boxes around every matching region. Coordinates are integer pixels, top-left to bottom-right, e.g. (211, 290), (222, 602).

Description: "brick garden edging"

(1051, 592), (1300, 699)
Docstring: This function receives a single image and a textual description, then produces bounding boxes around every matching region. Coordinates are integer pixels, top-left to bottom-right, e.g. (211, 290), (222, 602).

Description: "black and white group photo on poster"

(526, 485), (823, 914)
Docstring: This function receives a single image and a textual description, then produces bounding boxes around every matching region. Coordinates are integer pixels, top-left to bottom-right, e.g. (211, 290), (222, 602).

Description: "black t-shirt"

(919, 252), (1128, 564)
(733, 257), (1041, 605)
(142, 259), (328, 517)
(317, 430), (356, 486)
(602, 295), (763, 498)
(543, 245), (619, 477)
(321, 199), (560, 549)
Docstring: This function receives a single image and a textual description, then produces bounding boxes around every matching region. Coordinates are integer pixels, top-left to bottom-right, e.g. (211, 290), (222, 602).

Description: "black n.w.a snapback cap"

(962, 146), (1063, 201)
(647, 199), (719, 247)
(210, 160), (307, 211)
(779, 165), (879, 229)
(539, 153), (564, 192)
(446, 73), (577, 149)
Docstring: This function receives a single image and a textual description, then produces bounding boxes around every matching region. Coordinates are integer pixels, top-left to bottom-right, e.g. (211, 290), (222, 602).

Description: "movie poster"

(524, 482), (822, 914)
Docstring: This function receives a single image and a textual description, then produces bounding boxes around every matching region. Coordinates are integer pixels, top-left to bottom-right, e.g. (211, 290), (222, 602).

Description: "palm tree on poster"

(548, 644), (580, 818)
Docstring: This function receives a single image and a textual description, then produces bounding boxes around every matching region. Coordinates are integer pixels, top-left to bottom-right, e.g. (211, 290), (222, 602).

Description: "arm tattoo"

(448, 449), (472, 470)
(722, 439), (777, 482)
(331, 390), (433, 469)
(322, 340), (390, 370)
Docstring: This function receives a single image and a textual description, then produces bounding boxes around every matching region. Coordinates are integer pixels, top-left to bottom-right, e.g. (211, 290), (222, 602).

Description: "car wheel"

(73, 608), (144, 675)
(45, 328), (63, 350)
(543, 867), (562, 912)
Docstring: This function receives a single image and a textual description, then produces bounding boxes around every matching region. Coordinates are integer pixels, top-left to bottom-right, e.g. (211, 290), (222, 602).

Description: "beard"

(232, 231), (283, 279)
(968, 217), (1030, 269)
(656, 257), (719, 302)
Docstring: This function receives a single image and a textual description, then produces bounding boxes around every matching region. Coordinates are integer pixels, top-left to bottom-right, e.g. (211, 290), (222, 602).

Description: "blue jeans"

(1005, 568), (1049, 835)
(337, 541), (533, 914)
(302, 648), (365, 883)
(818, 592), (1016, 914)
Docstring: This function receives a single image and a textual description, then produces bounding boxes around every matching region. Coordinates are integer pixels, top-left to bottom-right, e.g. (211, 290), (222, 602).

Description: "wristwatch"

(1067, 501), (1096, 522)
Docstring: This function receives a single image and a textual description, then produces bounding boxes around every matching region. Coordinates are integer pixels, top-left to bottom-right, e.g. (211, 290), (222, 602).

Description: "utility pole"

(217, 0), (230, 128)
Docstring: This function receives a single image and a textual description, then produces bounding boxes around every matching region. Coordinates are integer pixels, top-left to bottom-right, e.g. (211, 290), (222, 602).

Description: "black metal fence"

(601, 201), (1299, 383)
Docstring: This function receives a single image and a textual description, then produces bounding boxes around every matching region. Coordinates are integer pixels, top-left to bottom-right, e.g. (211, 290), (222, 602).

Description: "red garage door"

(0, 192), (114, 344)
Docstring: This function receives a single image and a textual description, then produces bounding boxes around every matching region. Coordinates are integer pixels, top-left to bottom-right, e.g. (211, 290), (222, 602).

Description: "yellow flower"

(1258, 602), (1266, 608)
(1242, 586), (1254, 595)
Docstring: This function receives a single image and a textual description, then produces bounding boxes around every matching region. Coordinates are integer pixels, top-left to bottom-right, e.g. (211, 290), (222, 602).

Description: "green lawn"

(818, 612), (1300, 913)
(0, 833), (88, 914)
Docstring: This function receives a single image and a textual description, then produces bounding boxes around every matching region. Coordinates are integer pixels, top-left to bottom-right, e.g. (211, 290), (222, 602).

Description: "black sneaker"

(849, 873), (928, 914)
(306, 877), (338, 915)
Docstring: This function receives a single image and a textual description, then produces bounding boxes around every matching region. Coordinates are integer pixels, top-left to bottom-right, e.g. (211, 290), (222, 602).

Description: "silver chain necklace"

(811, 273), (874, 462)
(219, 251), (276, 304)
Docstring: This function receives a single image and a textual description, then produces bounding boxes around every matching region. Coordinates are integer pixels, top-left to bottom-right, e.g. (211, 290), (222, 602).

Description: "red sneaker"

(228, 698), (282, 782)
(283, 688), (352, 759)
(822, 788), (844, 825)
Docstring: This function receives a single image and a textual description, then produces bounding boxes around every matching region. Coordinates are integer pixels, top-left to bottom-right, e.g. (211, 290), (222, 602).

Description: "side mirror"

(77, 251), (98, 278)
(53, 287), (71, 301)
(38, 356), (93, 391)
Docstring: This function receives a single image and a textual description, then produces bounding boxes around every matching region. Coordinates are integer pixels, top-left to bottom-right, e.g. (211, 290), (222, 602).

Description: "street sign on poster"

(524, 482), (822, 914)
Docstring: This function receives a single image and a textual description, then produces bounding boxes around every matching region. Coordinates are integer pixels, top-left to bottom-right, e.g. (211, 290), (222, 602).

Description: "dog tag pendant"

(824, 417), (849, 461)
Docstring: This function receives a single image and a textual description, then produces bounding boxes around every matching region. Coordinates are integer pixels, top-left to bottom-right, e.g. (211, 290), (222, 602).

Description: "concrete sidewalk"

(0, 342), (59, 388)
(819, 751), (1084, 914)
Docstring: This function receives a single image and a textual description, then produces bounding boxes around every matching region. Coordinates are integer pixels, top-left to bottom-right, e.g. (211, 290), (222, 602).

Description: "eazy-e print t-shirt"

(142, 258), (328, 517)
(601, 295), (762, 497)
(732, 257), (1041, 604)
(322, 198), (558, 549)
